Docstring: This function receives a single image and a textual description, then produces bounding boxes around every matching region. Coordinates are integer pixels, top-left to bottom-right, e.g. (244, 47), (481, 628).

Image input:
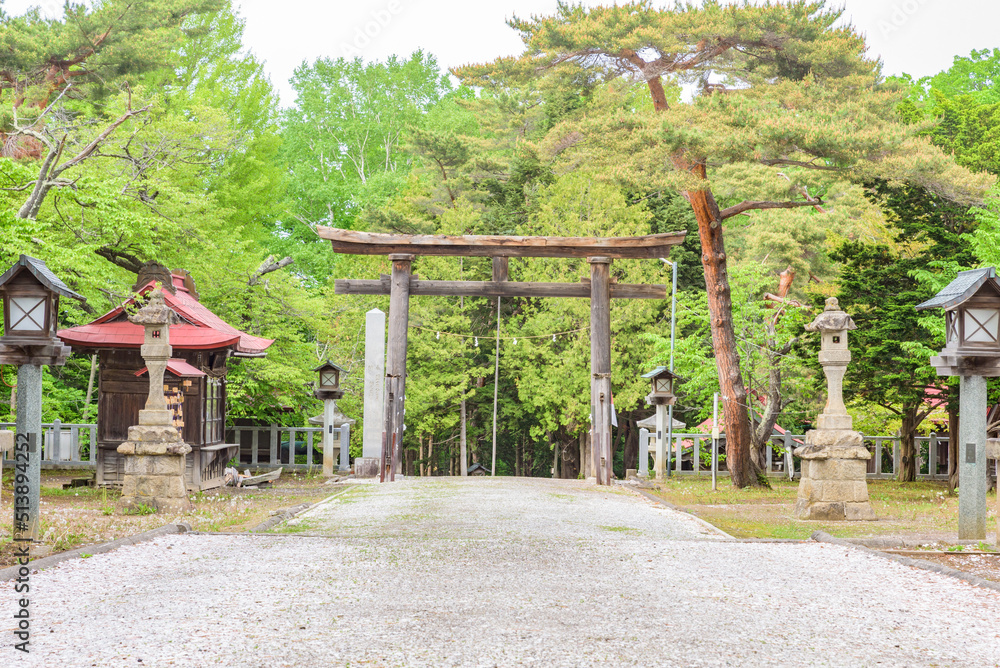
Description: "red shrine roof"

(135, 358), (207, 378)
(58, 274), (273, 357)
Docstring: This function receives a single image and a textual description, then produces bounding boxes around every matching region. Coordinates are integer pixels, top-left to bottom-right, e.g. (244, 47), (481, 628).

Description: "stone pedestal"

(118, 409), (192, 513)
(794, 429), (875, 521)
(354, 457), (380, 478)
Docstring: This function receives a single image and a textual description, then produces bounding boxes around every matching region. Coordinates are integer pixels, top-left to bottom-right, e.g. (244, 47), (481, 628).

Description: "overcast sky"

(5, 0), (998, 106)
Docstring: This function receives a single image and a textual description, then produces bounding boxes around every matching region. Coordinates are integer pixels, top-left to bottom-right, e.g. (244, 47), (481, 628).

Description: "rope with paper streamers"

(409, 323), (589, 346)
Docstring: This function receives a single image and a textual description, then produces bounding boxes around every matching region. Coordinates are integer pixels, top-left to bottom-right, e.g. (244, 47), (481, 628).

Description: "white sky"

(5, 0), (998, 106)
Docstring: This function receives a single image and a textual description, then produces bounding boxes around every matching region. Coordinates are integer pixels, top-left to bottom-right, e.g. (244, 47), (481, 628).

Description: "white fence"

(638, 430), (959, 481)
(0, 422), (349, 472)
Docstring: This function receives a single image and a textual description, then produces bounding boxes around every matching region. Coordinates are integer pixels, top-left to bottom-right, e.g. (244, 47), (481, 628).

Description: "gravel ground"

(3, 477), (1000, 667)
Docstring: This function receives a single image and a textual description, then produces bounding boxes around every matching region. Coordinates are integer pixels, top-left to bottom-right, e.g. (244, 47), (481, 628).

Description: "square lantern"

(0, 255), (84, 351)
(314, 361), (346, 400)
(916, 267), (1000, 377)
(642, 366), (678, 406)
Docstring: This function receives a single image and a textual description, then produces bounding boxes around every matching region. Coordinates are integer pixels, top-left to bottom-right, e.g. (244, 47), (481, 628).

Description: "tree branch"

(719, 197), (823, 220)
(759, 157), (838, 171)
(249, 255), (294, 286)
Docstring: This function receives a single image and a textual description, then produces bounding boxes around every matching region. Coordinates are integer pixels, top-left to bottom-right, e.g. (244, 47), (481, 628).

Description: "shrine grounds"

(1, 469), (996, 572)
(2, 477), (999, 667)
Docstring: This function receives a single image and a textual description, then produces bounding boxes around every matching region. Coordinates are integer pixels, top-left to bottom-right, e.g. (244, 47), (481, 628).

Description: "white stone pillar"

(360, 308), (385, 476)
(638, 428), (649, 478)
(322, 398), (336, 477)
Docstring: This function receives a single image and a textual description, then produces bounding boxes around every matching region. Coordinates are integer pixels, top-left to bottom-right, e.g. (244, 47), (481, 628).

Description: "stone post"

(794, 298), (876, 521)
(958, 375), (987, 539)
(117, 292), (191, 513)
(358, 308), (385, 477)
(15, 364), (42, 541)
(653, 403), (667, 480)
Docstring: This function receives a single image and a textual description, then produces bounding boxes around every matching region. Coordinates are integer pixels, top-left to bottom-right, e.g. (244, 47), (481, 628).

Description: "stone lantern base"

(794, 429), (876, 521)
(117, 409), (192, 514)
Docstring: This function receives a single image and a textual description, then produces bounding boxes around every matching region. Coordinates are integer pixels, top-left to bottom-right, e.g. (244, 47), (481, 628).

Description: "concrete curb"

(0, 522), (191, 581)
(812, 530), (1000, 594)
(245, 486), (352, 533)
(247, 502), (315, 533)
(629, 485), (735, 539)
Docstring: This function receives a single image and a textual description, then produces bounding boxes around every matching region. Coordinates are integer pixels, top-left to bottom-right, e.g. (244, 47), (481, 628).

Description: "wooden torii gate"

(319, 227), (686, 485)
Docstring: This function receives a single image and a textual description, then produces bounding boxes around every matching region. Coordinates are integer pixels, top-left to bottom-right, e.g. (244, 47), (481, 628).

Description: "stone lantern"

(916, 267), (1000, 539)
(794, 297), (875, 521)
(643, 366), (679, 479)
(314, 361), (348, 475)
(117, 291), (192, 513)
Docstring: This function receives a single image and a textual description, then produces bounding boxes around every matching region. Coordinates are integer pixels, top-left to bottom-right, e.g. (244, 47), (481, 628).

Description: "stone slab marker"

(794, 298), (876, 521)
(358, 308), (385, 477)
(117, 292), (191, 513)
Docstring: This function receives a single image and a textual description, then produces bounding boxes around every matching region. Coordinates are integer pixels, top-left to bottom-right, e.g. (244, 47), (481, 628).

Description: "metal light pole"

(662, 259), (678, 477)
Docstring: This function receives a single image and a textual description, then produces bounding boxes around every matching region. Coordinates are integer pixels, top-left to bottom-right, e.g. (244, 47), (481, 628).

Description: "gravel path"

(4, 477), (999, 667)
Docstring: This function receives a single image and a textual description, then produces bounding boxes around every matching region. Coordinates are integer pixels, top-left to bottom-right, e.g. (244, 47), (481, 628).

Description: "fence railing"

(0, 422), (349, 473)
(637, 430), (966, 481)
(0, 420), (96, 469)
(225, 424), (350, 472)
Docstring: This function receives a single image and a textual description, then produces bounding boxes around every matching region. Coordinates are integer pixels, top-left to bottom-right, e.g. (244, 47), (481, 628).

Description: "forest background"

(2, 0), (1000, 482)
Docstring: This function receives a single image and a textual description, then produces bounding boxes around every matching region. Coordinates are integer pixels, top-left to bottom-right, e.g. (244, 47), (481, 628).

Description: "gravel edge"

(243, 486), (351, 533)
(628, 484), (736, 539)
(0, 522), (191, 581)
(812, 530), (1000, 594)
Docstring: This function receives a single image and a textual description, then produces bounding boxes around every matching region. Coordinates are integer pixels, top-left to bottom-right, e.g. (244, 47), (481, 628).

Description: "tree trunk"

(550, 432), (558, 478)
(460, 397), (468, 476)
(622, 417), (638, 472)
(428, 434), (434, 476)
(644, 75), (755, 488)
(688, 183), (754, 487)
(419, 435), (424, 476)
(948, 400), (959, 494)
(897, 407), (918, 483)
(83, 354), (98, 421)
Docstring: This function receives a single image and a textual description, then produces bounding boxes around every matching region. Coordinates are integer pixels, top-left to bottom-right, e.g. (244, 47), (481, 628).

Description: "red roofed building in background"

(58, 262), (274, 490)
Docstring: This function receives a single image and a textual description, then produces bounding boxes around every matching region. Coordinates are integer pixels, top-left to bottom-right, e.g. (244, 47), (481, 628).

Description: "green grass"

(649, 477), (997, 540)
(600, 525), (640, 534)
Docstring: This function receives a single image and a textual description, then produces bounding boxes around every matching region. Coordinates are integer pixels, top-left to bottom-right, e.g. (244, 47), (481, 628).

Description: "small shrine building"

(58, 263), (273, 490)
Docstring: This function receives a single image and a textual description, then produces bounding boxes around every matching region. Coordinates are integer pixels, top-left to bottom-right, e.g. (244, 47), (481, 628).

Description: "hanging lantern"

(0, 255), (83, 366)
(916, 267), (1000, 376)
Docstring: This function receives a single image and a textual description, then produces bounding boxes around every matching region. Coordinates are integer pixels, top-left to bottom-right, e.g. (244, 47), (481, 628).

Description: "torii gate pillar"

(383, 253), (412, 480)
(590, 257), (613, 485)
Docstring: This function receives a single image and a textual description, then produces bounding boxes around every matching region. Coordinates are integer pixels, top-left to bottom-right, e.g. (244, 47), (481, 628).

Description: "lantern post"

(916, 267), (1000, 540)
(314, 361), (347, 476)
(642, 366), (678, 480)
(0, 256), (83, 544)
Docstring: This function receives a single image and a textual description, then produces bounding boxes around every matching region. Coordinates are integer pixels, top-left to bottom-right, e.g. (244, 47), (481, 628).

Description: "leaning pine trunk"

(644, 73), (755, 487)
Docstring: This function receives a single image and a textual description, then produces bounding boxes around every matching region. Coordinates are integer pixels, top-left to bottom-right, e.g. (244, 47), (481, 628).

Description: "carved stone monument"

(794, 298), (876, 521)
(117, 291), (192, 513)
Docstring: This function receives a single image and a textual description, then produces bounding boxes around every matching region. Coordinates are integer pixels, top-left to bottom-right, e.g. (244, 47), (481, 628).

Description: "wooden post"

(590, 257), (612, 485)
(386, 254), (413, 478)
